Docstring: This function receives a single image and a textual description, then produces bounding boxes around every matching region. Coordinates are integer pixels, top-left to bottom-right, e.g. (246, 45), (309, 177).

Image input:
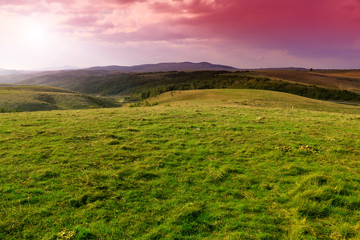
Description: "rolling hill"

(252, 69), (360, 93)
(147, 89), (360, 114)
(3, 64), (360, 100)
(2, 63), (360, 95)
(0, 85), (120, 112)
(19, 70), (360, 103)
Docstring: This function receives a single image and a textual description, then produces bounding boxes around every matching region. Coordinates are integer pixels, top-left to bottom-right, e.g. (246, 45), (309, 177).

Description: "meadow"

(0, 89), (359, 239)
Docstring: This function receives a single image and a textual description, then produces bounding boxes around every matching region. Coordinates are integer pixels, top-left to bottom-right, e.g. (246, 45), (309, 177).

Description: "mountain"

(33, 66), (79, 71)
(86, 62), (238, 72)
(0, 62), (236, 84)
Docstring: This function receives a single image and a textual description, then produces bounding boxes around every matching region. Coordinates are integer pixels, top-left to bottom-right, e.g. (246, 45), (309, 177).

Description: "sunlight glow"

(25, 24), (48, 47)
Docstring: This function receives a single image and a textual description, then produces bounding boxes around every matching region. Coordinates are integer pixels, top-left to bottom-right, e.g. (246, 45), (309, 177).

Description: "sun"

(27, 25), (46, 42)
(25, 24), (49, 48)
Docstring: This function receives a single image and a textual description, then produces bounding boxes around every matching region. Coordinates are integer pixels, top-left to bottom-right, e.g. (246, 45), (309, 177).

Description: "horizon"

(2, 61), (360, 72)
(1, 0), (360, 70)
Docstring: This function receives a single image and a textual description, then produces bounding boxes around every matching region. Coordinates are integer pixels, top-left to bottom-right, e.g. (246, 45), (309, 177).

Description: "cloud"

(1, 0), (359, 68)
(63, 15), (99, 27)
(140, 0), (360, 59)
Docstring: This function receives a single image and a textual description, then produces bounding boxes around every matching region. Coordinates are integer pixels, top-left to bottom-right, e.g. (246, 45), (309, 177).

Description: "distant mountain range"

(86, 62), (238, 72)
(0, 62), (238, 83)
(0, 62), (315, 81)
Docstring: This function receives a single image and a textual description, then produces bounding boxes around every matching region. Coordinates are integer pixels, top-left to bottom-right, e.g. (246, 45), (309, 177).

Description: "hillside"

(19, 71), (360, 103)
(316, 69), (360, 79)
(4, 65), (360, 96)
(0, 89), (359, 239)
(0, 86), (120, 112)
(147, 89), (360, 114)
(252, 69), (360, 93)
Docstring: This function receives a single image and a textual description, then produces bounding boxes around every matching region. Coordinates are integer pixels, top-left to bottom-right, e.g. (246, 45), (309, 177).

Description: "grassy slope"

(252, 70), (360, 93)
(0, 89), (359, 239)
(148, 89), (360, 114)
(315, 70), (360, 79)
(0, 86), (120, 112)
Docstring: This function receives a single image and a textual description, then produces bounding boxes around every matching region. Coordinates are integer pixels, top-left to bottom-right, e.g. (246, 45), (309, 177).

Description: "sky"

(0, 0), (360, 70)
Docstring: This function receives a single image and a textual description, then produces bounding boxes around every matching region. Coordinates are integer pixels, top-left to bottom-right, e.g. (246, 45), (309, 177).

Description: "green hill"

(0, 86), (121, 112)
(0, 89), (359, 239)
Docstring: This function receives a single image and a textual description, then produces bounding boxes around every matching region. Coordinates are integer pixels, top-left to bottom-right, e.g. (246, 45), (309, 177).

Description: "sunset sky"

(0, 0), (360, 70)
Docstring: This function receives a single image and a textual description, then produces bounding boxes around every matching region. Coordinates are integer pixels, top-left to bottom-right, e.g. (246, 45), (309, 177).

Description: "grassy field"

(252, 70), (360, 94)
(315, 70), (360, 79)
(0, 89), (359, 239)
(0, 86), (120, 112)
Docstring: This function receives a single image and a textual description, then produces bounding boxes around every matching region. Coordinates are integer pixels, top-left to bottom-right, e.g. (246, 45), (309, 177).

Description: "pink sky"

(0, 0), (359, 69)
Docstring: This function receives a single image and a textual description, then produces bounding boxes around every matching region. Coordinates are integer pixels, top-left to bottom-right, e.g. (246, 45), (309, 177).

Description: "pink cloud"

(144, 0), (360, 59)
(1, 0), (359, 68)
(63, 15), (99, 27)
(105, 0), (147, 4)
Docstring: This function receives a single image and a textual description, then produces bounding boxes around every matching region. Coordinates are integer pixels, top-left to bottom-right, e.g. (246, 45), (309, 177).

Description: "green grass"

(0, 89), (359, 239)
(0, 86), (120, 112)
